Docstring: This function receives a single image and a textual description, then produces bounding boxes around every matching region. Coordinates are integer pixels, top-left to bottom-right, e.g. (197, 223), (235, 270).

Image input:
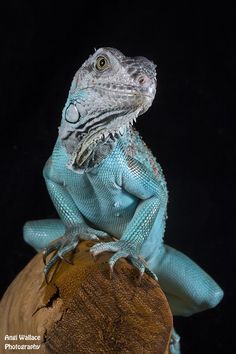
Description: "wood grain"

(0, 240), (172, 353)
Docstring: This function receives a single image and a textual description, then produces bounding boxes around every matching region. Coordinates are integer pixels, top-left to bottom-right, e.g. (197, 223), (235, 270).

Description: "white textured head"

(59, 47), (157, 170)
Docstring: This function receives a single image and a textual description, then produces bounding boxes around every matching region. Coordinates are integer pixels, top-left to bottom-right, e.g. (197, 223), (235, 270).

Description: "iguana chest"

(53, 146), (138, 236)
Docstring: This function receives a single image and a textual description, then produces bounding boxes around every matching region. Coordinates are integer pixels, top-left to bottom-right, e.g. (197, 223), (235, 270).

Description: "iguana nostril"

(65, 103), (80, 124)
(138, 76), (146, 85)
(137, 75), (150, 86)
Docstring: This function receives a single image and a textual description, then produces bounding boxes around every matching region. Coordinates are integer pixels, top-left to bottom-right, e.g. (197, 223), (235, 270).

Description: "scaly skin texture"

(24, 48), (223, 353)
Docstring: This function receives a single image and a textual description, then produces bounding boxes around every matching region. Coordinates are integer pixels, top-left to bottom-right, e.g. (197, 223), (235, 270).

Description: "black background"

(0, 2), (235, 353)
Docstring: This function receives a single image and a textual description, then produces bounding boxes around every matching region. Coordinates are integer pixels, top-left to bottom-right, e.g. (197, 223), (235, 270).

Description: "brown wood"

(0, 240), (172, 353)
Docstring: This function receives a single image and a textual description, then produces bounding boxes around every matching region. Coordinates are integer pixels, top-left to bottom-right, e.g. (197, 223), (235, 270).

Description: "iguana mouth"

(85, 85), (155, 99)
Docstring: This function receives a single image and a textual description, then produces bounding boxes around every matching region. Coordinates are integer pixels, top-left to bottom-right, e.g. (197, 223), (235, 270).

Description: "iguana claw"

(90, 240), (158, 282)
(43, 225), (109, 282)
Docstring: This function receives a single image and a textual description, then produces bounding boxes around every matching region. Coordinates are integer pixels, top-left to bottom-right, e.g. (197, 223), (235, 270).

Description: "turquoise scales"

(23, 48), (223, 353)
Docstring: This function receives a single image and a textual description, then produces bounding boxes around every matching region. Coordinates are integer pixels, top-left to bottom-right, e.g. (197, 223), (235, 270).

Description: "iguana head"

(59, 47), (157, 171)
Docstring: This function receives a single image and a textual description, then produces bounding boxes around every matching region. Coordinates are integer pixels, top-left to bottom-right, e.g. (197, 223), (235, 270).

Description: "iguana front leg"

(90, 156), (167, 280)
(42, 161), (109, 280)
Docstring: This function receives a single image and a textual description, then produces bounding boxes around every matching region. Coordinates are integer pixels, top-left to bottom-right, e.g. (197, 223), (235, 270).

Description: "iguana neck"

(59, 120), (133, 173)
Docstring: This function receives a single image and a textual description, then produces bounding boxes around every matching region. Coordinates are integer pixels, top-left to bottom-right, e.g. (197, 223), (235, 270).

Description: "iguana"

(24, 47), (223, 353)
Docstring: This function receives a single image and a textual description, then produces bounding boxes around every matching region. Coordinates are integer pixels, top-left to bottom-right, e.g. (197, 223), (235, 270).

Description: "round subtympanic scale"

(65, 104), (80, 123)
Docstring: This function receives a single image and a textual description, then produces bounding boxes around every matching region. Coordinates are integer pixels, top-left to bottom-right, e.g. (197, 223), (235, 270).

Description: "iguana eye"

(95, 56), (109, 71)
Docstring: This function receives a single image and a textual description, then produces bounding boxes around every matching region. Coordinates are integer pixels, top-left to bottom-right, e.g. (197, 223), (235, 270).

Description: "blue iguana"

(24, 47), (223, 353)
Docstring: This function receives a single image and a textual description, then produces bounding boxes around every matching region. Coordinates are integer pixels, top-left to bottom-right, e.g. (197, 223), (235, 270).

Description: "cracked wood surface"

(0, 240), (172, 353)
